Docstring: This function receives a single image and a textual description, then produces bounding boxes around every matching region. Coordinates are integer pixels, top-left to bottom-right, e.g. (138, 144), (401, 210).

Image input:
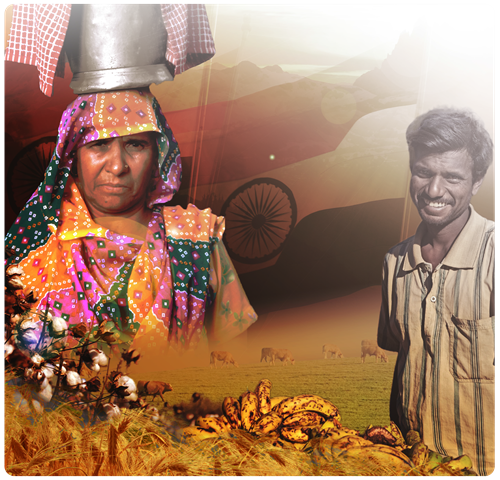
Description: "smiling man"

(377, 108), (494, 475)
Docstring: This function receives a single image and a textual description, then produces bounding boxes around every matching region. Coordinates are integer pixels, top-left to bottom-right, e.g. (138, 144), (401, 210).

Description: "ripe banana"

(280, 425), (311, 443)
(364, 425), (397, 446)
(270, 396), (289, 410)
(276, 438), (308, 451)
(274, 394), (340, 421)
(254, 411), (283, 434)
(319, 418), (342, 431)
(282, 410), (325, 428)
(427, 464), (456, 476)
(409, 441), (429, 467)
(440, 455), (473, 473)
(255, 379), (272, 415)
(240, 391), (260, 431)
(421, 449), (445, 473)
(388, 421), (405, 446)
(320, 424), (360, 441)
(196, 415), (231, 433)
(328, 434), (373, 451)
(460, 469), (479, 476)
(222, 397), (241, 429)
(340, 444), (416, 475)
(182, 426), (219, 441)
(405, 429), (421, 447)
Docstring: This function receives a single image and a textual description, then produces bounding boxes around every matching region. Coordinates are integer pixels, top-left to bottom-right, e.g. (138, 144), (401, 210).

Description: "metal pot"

(64, 4), (173, 94)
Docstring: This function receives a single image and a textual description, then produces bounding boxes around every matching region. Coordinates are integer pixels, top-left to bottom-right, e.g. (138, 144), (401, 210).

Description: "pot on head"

(64, 4), (173, 94)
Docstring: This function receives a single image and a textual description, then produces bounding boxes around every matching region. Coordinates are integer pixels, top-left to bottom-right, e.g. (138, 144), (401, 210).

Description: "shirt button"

(430, 296), (437, 303)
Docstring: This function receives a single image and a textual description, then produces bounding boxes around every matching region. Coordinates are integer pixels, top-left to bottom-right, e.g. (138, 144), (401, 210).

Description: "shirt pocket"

(447, 315), (494, 382)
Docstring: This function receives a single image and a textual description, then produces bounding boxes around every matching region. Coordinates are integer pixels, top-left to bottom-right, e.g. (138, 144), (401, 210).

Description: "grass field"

(134, 357), (394, 433)
(4, 357), (411, 476)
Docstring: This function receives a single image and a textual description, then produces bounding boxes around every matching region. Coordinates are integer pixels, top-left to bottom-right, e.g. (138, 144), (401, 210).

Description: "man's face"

(75, 132), (158, 219)
(410, 150), (483, 229)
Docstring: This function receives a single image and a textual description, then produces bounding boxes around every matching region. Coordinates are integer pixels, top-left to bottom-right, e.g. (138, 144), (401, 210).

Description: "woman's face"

(75, 132), (158, 220)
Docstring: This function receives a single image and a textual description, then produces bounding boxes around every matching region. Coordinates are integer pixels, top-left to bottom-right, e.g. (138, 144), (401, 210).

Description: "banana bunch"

(360, 424), (478, 475)
(402, 434), (477, 476)
(181, 379), (340, 446)
(180, 381), (478, 476)
(312, 421), (415, 475)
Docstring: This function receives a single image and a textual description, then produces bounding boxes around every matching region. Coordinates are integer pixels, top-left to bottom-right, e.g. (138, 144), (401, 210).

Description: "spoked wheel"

(221, 178), (297, 264)
(6, 136), (57, 213)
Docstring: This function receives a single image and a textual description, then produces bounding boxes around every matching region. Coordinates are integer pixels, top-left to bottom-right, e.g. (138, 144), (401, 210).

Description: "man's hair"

(406, 107), (493, 182)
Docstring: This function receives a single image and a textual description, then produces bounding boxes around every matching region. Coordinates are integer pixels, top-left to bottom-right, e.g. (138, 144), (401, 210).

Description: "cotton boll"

(18, 321), (40, 349)
(96, 351), (109, 367)
(88, 348), (108, 367)
(6, 265), (24, 277)
(39, 375), (50, 390)
(146, 405), (160, 422)
(103, 403), (121, 420)
(117, 375), (137, 395)
(66, 371), (82, 386)
(123, 392), (138, 402)
(40, 365), (54, 379)
(48, 316), (68, 339)
(36, 382), (53, 403)
(31, 353), (44, 366)
(5, 343), (14, 359)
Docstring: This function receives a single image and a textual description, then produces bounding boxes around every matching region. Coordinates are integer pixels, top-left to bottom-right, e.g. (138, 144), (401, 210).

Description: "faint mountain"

(238, 198), (405, 315)
(321, 41), (394, 74)
(213, 36), (348, 71)
(165, 73), (417, 187)
(153, 60), (306, 110)
(354, 20), (428, 96)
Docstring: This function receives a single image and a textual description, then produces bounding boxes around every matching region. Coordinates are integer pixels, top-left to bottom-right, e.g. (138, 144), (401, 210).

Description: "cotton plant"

(5, 262), (157, 425)
(81, 348), (109, 373)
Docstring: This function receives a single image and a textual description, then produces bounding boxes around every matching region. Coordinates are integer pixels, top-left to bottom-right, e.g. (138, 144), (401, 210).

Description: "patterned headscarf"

(6, 88), (181, 264)
(5, 89), (257, 355)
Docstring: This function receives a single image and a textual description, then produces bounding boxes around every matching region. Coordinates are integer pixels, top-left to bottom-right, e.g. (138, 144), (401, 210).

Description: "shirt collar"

(403, 205), (485, 271)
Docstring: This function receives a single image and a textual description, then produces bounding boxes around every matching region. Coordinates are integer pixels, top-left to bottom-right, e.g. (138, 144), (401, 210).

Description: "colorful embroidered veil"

(5, 89), (257, 358)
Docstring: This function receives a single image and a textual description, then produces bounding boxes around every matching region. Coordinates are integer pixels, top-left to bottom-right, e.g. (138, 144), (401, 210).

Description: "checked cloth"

(5, 4), (216, 97)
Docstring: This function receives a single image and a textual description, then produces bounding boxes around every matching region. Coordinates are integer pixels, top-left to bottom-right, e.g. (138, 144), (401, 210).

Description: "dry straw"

(5, 380), (411, 476)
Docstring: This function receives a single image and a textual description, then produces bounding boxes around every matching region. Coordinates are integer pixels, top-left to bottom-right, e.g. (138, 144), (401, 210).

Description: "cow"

(361, 340), (388, 363)
(323, 344), (344, 359)
(260, 347), (277, 363)
(210, 351), (239, 368)
(137, 380), (173, 401)
(272, 349), (295, 366)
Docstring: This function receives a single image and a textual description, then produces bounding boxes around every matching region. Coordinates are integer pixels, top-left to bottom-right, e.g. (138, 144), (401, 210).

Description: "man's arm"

(377, 253), (401, 352)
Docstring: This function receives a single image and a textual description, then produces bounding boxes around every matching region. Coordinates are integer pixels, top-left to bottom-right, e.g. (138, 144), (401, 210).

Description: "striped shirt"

(377, 205), (494, 475)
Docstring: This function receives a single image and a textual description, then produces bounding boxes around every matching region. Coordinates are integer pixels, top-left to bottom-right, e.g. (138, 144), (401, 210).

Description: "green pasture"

(135, 357), (394, 433)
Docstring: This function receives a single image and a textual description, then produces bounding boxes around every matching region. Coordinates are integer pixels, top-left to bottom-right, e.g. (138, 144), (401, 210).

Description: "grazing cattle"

(361, 340), (388, 363)
(210, 351), (239, 368)
(137, 380), (173, 401)
(322, 344), (344, 359)
(260, 347), (277, 363)
(272, 349), (295, 366)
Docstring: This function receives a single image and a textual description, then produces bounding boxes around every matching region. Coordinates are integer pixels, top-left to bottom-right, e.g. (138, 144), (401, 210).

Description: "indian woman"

(5, 88), (257, 369)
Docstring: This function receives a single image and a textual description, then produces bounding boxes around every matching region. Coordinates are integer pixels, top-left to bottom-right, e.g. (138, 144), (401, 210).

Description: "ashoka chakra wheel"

(221, 178), (297, 264)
